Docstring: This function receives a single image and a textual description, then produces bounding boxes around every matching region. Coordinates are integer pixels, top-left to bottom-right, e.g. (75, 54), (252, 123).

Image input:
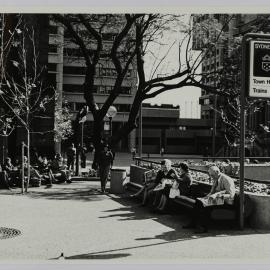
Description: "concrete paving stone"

(0, 181), (270, 263)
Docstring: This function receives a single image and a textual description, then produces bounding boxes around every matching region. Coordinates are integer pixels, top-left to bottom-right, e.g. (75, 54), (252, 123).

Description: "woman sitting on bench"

(154, 162), (193, 212)
(141, 159), (178, 206)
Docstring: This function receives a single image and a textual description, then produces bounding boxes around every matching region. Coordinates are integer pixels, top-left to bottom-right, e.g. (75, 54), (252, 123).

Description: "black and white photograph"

(1, 0), (270, 266)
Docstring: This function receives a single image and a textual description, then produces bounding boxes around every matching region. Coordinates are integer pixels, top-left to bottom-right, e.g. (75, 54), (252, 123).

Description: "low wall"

(130, 164), (270, 229)
(190, 164), (270, 183)
(247, 193), (270, 229)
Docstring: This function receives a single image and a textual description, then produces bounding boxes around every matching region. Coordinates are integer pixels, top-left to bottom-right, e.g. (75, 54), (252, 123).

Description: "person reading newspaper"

(183, 165), (235, 233)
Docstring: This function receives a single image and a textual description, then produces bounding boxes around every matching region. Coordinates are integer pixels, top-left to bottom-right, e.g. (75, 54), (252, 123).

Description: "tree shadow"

(99, 194), (270, 242)
(22, 184), (107, 202)
(65, 253), (130, 260)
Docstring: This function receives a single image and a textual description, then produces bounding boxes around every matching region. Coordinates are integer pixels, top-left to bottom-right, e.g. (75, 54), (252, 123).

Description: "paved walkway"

(1, 181), (270, 263)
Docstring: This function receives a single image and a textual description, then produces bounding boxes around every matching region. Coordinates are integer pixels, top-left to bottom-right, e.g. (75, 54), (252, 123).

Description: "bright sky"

(143, 14), (202, 119)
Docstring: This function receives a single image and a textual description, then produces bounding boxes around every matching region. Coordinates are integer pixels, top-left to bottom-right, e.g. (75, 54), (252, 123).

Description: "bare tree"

(0, 15), (72, 191)
(53, 13), (234, 162)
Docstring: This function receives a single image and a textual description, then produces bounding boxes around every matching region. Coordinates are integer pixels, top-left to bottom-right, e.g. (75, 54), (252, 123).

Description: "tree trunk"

(25, 128), (30, 192)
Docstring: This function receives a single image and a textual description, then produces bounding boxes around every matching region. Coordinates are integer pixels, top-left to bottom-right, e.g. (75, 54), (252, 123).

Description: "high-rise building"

(193, 13), (270, 156)
(47, 16), (138, 153)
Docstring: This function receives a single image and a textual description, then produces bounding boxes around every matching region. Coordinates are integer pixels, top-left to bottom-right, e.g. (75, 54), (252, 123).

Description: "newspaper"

(197, 196), (225, 207)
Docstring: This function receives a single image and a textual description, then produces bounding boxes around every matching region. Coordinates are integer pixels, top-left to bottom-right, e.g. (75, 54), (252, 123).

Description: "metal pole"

(138, 103), (142, 157)
(212, 94), (217, 160)
(21, 142), (24, 194)
(81, 122), (84, 147)
(239, 35), (248, 230)
(109, 117), (112, 138)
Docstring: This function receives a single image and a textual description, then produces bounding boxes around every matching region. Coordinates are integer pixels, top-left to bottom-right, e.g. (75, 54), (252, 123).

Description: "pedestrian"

(131, 147), (136, 160)
(80, 144), (87, 168)
(97, 144), (114, 193)
(160, 147), (164, 157)
(66, 143), (76, 172)
(183, 165), (235, 233)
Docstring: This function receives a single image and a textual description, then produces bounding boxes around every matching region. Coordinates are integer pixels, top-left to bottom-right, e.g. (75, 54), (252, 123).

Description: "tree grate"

(0, 227), (21, 240)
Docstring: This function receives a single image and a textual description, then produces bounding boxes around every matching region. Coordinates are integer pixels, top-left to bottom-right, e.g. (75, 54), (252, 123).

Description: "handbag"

(169, 181), (180, 198)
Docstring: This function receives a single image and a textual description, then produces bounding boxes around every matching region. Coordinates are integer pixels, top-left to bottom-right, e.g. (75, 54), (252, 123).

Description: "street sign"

(249, 40), (270, 98)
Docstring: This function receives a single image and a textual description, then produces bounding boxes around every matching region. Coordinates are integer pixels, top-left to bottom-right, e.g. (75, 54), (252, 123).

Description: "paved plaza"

(1, 178), (270, 263)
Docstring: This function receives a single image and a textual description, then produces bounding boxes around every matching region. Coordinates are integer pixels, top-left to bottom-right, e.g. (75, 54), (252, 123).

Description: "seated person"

(2, 157), (20, 187)
(51, 153), (72, 183)
(0, 163), (12, 190)
(142, 159), (178, 206)
(154, 162), (192, 212)
(183, 165), (236, 233)
(37, 156), (55, 187)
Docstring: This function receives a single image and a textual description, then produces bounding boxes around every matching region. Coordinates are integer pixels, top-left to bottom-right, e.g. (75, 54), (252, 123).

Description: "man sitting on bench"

(183, 165), (236, 233)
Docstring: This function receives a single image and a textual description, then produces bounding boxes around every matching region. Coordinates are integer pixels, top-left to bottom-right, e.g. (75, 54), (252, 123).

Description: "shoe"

(182, 223), (196, 229)
(66, 180), (72, 184)
(194, 226), (208, 234)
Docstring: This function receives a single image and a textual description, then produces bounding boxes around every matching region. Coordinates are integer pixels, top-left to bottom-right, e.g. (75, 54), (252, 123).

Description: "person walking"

(66, 143), (76, 173)
(131, 147), (136, 160)
(98, 144), (114, 193)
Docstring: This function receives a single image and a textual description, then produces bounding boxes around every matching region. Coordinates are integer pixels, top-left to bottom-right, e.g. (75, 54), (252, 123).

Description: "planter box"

(246, 192), (270, 229)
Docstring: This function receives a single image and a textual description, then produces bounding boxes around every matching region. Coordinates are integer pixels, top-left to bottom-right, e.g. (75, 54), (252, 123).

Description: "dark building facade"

(138, 103), (214, 155)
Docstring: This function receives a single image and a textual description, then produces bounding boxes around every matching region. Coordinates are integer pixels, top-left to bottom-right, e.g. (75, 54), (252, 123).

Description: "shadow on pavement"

(65, 253), (130, 260)
(99, 194), (269, 242)
(23, 184), (106, 202)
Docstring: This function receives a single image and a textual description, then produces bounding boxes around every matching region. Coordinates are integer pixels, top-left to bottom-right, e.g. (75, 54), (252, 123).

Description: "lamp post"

(106, 106), (117, 141)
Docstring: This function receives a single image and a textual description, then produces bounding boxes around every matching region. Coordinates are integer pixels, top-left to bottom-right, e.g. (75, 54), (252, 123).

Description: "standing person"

(183, 165), (235, 233)
(160, 147), (164, 157)
(131, 147), (136, 160)
(98, 144), (114, 193)
(66, 143), (76, 173)
(80, 144), (87, 168)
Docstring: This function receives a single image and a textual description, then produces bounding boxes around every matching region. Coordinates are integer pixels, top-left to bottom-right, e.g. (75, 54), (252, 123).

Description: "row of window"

(202, 62), (220, 72)
(67, 102), (131, 113)
(48, 63), (133, 78)
(142, 137), (195, 146)
(63, 84), (132, 95)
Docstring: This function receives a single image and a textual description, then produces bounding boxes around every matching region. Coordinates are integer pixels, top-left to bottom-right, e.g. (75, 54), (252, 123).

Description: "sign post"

(240, 33), (270, 230)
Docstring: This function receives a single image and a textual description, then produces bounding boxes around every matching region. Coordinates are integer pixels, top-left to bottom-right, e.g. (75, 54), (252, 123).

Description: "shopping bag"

(169, 181), (180, 198)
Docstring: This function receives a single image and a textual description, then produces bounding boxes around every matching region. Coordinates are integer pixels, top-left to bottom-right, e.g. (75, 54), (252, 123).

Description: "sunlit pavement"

(1, 180), (270, 262)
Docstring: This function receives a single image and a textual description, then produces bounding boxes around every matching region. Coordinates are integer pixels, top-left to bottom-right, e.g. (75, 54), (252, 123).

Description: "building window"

(63, 66), (87, 75)
(120, 86), (131, 95)
(63, 84), (83, 93)
(75, 103), (86, 111)
(49, 25), (58, 34)
(48, 63), (57, 72)
(204, 98), (210, 105)
(49, 44), (58, 53)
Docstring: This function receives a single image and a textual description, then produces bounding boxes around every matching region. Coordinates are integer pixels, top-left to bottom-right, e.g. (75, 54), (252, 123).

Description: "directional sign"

(249, 40), (270, 98)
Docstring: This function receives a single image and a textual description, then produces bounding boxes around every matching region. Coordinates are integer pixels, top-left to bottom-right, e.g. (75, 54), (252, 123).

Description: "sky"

(143, 14), (202, 118)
